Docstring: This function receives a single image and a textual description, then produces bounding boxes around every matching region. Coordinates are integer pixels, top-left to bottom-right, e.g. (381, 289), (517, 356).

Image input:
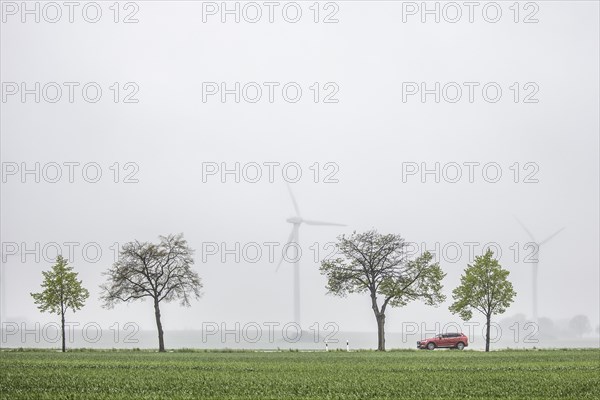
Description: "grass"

(1, 349), (598, 399)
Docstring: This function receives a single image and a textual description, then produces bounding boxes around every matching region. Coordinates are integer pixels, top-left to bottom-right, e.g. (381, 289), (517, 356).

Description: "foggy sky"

(1, 1), (598, 344)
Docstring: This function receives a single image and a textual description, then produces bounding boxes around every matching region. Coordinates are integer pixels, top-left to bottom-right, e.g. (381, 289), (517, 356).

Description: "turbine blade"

(303, 219), (346, 226)
(513, 215), (536, 242)
(539, 227), (566, 246)
(276, 227), (296, 272)
(287, 184), (301, 217)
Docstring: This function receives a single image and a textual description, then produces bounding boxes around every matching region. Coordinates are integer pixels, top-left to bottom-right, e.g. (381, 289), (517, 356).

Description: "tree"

(569, 315), (591, 338)
(320, 230), (446, 351)
(30, 255), (89, 352)
(100, 233), (202, 352)
(449, 249), (516, 352)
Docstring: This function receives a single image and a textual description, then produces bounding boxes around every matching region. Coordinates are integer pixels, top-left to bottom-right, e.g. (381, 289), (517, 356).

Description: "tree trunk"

(371, 294), (386, 351)
(154, 298), (165, 352)
(376, 314), (386, 351)
(61, 311), (66, 353)
(485, 314), (491, 352)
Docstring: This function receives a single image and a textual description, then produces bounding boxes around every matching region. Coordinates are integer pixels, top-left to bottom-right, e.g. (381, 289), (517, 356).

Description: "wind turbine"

(276, 185), (345, 327)
(514, 216), (565, 321)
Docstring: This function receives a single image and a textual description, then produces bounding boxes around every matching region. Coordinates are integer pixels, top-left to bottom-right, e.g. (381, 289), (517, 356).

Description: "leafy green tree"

(30, 256), (89, 352)
(320, 230), (446, 351)
(100, 234), (202, 352)
(450, 249), (516, 352)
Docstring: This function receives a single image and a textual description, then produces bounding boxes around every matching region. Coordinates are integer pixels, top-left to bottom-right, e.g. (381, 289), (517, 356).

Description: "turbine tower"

(514, 216), (565, 321)
(277, 185), (345, 327)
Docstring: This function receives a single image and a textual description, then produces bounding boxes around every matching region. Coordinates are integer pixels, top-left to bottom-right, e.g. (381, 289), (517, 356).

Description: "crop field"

(1, 349), (599, 399)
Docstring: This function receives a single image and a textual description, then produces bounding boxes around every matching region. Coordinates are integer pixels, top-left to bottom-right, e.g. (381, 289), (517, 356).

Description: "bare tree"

(320, 230), (446, 351)
(100, 234), (202, 352)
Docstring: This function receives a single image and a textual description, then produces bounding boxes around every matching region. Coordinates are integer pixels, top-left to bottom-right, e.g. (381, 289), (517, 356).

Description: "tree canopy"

(100, 233), (202, 351)
(31, 255), (89, 352)
(449, 249), (516, 351)
(320, 230), (446, 350)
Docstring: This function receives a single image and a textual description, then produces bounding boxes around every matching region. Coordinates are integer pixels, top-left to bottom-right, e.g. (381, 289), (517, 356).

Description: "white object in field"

(325, 340), (328, 352)
(346, 340), (349, 352)
(276, 184), (345, 327)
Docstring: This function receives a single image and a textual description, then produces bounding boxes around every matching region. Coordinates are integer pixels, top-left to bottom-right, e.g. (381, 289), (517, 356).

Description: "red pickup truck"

(417, 332), (468, 350)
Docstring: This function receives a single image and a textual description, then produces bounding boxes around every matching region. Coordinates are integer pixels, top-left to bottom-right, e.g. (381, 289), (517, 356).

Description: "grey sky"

(1, 1), (598, 345)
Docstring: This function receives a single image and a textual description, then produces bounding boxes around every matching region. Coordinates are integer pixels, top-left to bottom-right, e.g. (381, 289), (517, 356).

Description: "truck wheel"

(427, 342), (435, 350)
(456, 342), (465, 350)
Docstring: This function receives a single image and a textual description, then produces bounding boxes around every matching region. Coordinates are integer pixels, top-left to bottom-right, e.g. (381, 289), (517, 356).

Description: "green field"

(1, 349), (598, 399)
